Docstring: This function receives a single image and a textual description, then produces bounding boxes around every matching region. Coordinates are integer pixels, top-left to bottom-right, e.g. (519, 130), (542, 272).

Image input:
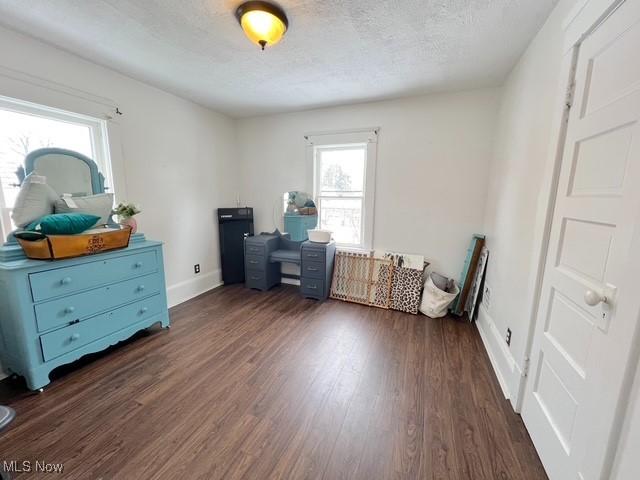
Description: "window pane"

(319, 197), (362, 245)
(319, 147), (365, 194)
(0, 108), (95, 233)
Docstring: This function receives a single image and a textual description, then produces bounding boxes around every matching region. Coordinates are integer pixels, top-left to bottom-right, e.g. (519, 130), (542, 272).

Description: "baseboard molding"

(476, 304), (524, 410)
(166, 269), (222, 308)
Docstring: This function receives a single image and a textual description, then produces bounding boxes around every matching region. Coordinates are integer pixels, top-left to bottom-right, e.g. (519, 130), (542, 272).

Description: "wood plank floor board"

(0, 284), (547, 480)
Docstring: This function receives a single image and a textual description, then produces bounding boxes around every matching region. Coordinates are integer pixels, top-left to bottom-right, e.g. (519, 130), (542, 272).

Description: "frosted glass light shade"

(236, 1), (289, 50)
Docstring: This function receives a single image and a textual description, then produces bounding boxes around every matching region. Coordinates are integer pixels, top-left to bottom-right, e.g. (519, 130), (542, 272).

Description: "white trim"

(0, 95), (116, 238)
(516, 0), (626, 412)
(0, 64), (126, 200)
(476, 304), (524, 407)
(563, 0), (626, 51)
(307, 128), (378, 250)
(166, 269), (222, 308)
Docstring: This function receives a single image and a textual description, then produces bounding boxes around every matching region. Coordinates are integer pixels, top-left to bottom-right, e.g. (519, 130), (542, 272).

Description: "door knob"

(584, 289), (607, 306)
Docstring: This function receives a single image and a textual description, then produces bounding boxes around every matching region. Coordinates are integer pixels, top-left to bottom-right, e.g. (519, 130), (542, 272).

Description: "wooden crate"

(15, 226), (132, 260)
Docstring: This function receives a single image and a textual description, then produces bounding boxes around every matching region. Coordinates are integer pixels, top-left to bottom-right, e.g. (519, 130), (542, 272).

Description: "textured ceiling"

(0, 0), (558, 117)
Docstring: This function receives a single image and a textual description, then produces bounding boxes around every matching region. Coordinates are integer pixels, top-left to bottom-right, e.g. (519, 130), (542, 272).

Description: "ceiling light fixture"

(235, 1), (289, 51)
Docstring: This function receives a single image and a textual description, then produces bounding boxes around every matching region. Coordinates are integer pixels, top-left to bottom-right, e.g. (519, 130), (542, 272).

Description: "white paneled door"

(521, 1), (640, 479)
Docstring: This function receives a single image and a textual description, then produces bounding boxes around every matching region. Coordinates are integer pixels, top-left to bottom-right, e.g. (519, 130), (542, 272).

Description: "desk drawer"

(301, 278), (324, 298)
(301, 261), (324, 279)
(40, 294), (164, 362)
(245, 253), (266, 270)
(29, 250), (158, 302)
(245, 244), (265, 256)
(246, 270), (267, 290)
(301, 248), (325, 262)
(34, 272), (163, 332)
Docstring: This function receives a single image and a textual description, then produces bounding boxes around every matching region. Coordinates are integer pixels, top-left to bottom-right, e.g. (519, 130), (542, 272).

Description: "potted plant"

(113, 202), (141, 233)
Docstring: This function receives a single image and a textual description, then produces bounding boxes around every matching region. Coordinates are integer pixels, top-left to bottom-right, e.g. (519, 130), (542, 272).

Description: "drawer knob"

(65, 306), (76, 314)
(70, 333), (80, 341)
(60, 277), (72, 285)
(307, 266), (318, 271)
(307, 253), (319, 258)
(139, 307), (148, 314)
(134, 261), (143, 268)
(249, 260), (258, 264)
(137, 285), (145, 292)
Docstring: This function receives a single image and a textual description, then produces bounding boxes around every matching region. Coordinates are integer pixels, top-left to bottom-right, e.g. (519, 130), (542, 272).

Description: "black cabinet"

(218, 208), (253, 284)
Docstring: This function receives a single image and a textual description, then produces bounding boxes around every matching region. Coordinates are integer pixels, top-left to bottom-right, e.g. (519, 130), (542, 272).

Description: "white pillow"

(11, 173), (59, 228)
(54, 193), (114, 226)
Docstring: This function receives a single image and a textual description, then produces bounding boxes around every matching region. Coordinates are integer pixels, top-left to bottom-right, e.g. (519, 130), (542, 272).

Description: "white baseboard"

(476, 304), (524, 410)
(166, 269), (222, 308)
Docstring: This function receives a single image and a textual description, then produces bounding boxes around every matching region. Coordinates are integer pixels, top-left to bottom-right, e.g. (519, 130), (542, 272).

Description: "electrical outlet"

(194, 264), (200, 274)
(506, 328), (512, 347)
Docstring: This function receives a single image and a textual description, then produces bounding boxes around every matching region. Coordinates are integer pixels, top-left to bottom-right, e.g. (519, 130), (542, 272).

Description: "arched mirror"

(23, 148), (105, 196)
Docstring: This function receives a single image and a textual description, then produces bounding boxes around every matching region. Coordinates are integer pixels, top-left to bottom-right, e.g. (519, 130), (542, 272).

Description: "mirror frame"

(23, 147), (106, 194)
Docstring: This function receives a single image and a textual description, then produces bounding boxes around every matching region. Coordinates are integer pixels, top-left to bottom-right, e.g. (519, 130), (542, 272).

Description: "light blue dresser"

(0, 233), (169, 391)
(0, 148), (169, 391)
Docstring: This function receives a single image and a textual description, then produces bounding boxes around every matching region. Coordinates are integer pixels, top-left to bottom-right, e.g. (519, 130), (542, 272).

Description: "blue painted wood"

(0, 235), (170, 390)
(29, 250), (158, 301)
(451, 234), (486, 315)
(40, 294), (164, 362)
(283, 215), (318, 241)
(300, 241), (335, 300)
(34, 272), (163, 333)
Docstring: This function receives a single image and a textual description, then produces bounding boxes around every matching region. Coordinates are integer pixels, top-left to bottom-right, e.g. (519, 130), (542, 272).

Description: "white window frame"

(306, 128), (378, 250)
(0, 95), (114, 239)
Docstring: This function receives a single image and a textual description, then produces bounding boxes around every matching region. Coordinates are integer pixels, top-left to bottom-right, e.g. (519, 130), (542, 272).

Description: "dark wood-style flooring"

(0, 284), (546, 479)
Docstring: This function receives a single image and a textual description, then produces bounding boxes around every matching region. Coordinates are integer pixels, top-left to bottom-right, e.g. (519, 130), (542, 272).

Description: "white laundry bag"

(419, 274), (460, 318)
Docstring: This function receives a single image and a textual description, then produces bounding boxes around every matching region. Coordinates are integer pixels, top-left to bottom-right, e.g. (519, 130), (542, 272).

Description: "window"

(0, 96), (112, 238)
(310, 129), (377, 249)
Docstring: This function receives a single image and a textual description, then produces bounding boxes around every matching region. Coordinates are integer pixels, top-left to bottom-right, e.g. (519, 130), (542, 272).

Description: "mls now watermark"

(3, 460), (64, 474)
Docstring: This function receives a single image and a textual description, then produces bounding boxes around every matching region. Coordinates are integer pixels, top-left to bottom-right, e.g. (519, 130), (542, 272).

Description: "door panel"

(522, 1), (640, 479)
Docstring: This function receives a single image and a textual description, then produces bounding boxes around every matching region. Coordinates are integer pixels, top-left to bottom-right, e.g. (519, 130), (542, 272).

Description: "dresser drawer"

(29, 250), (158, 302)
(301, 277), (324, 298)
(301, 261), (324, 279)
(39, 294), (164, 362)
(245, 253), (266, 270)
(245, 270), (267, 290)
(301, 248), (325, 262)
(245, 244), (265, 256)
(34, 272), (163, 332)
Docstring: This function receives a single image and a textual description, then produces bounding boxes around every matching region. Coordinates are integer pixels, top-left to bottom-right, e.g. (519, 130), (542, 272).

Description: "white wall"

(476, 0), (577, 403)
(236, 89), (500, 279)
(0, 26), (240, 376)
